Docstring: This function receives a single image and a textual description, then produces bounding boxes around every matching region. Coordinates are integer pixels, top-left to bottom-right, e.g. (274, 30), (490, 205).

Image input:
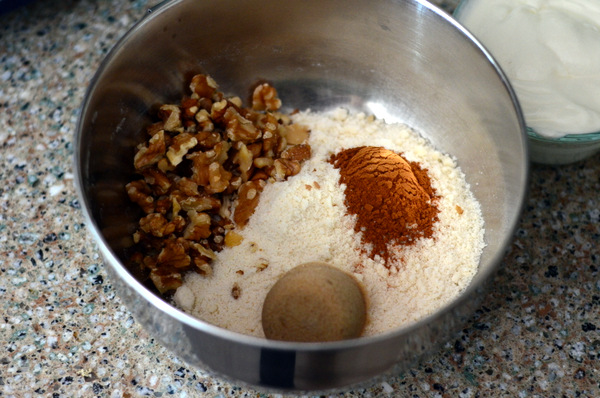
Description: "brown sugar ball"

(261, 262), (367, 342)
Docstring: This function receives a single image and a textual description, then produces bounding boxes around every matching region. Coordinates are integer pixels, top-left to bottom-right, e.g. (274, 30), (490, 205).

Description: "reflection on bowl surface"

(74, 0), (528, 392)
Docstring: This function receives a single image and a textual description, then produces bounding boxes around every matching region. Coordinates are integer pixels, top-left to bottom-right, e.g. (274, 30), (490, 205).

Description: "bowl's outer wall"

(75, 0), (528, 392)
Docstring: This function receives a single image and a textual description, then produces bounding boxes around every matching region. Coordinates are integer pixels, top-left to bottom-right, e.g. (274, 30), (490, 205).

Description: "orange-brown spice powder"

(329, 146), (439, 266)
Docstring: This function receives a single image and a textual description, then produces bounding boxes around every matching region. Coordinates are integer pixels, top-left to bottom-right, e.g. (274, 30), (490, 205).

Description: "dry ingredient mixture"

(173, 113), (485, 337)
(127, 74), (485, 338)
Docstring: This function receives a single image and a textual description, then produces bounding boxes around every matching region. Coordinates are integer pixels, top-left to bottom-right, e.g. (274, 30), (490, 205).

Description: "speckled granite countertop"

(2, 0), (600, 396)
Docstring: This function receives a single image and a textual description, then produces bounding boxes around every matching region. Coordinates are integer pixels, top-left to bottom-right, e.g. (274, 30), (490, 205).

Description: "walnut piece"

(271, 158), (301, 181)
(281, 144), (311, 162)
(283, 123), (310, 145)
(195, 109), (215, 132)
(159, 105), (183, 132)
(134, 130), (166, 170)
(141, 168), (172, 196)
(224, 231), (243, 247)
(157, 238), (191, 269)
(206, 162), (232, 194)
(183, 210), (212, 240)
(167, 133), (198, 166)
(224, 107), (261, 142)
(252, 82), (282, 112)
(234, 143), (253, 182)
(233, 180), (266, 227)
(139, 213), (177, 237)
(126, 180), (155, 214)
(150, 270), (182, 294)
(190, 74), (218, 99)
(231, 283), (241, 300)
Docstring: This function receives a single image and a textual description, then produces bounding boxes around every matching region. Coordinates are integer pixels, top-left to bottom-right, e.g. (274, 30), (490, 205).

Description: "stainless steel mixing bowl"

(74, 0), (529, 392)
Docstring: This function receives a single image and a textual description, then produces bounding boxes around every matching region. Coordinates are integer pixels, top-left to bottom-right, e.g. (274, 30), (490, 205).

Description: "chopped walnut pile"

(126, 74), (311, 294)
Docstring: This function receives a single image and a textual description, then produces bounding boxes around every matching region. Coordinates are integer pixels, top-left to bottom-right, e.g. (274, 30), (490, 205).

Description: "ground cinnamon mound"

(329, 146), (439, 265)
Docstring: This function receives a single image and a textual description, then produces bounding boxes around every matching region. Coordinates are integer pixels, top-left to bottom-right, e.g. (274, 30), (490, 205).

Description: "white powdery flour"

(174, 108), (485, 337)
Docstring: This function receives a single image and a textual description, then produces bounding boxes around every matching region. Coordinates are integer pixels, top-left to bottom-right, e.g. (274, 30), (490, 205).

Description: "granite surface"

(2, 0), (600, 397)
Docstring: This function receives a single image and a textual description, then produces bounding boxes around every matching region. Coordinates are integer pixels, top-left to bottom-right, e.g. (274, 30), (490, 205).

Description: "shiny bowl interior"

(74, 0), (529, 392)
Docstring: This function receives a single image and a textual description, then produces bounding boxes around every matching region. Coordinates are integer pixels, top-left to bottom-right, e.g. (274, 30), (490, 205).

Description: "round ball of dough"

(261, 262), (367, 342)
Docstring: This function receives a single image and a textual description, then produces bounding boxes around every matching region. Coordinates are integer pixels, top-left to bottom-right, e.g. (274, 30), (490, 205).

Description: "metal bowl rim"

(73, 0), (529, 352)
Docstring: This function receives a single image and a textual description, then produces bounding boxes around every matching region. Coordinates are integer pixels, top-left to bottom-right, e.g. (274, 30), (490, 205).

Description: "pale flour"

(174, 108), (485, 337)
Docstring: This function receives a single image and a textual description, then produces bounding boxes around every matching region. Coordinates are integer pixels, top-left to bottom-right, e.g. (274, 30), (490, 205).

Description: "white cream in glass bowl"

(454, 0), (600, 165)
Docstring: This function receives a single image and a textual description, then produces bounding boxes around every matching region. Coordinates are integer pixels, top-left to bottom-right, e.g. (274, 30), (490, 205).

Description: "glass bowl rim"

(527, 127), (600, 143)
